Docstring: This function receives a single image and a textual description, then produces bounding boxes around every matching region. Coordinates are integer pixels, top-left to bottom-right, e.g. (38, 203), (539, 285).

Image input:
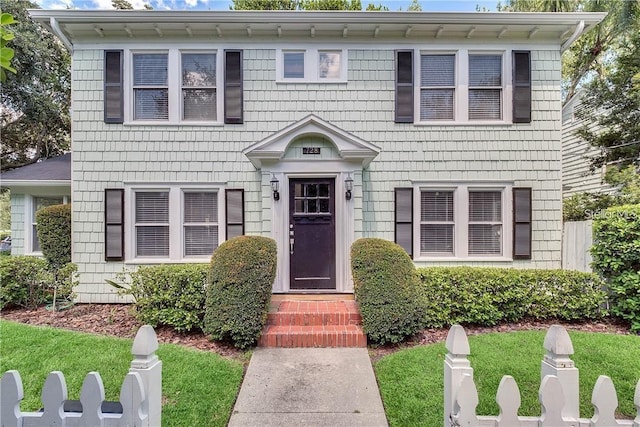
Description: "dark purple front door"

(289, 178), (336, 290)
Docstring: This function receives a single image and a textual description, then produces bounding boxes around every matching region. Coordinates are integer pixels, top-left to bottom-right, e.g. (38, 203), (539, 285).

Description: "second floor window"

(133, 53), (169, 120)
(130, 50), (220, 123)
(420, 54), (455, 121)
(468, 54), (503, 120)
(182, 53), (217, 121)
(417, 50), (507, 123)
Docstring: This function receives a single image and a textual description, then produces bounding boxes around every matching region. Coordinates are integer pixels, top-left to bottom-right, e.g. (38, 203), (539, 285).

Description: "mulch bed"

(1, 304), (244, 360)
(1, 303), (631, 363)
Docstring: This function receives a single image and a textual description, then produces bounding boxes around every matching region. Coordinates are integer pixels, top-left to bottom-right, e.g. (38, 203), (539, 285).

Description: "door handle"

(289, 224), (294, 254)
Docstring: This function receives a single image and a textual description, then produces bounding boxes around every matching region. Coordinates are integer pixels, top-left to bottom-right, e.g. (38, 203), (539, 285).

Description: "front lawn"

(0, 321), (244, 427)
(375, 330), (640, 426)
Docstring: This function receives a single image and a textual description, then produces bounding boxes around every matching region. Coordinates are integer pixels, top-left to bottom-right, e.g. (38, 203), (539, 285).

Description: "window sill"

(24, 252), (44, 257)
(415, 256), (513, 262)
(123, 121), (224, 127)
(413, 120), (512, 127)
(124, 258), (211, 265)
(276, 79), (348, 84)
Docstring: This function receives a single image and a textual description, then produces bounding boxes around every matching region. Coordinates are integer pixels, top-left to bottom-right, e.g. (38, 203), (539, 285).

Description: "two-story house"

(18, 10), (605, 303)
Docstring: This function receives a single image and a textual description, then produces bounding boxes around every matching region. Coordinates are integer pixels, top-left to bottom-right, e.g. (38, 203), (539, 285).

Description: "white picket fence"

(444, 324), (640, 427)
(0, 325), (162, 427)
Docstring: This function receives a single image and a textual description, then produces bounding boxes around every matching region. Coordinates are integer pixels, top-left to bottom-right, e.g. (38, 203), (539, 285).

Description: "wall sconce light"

(345, 173), (353, 201)
(270, 174), (280, 201)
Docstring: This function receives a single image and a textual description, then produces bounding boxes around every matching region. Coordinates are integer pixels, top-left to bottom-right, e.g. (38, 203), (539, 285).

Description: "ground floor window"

(31, 196), (68, 253)
(130, 186), (221, 260)
(419, 186), (508, 258)
(396, 184), (531, 260)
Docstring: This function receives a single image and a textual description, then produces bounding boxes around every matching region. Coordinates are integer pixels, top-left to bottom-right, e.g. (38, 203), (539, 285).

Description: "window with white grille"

(468, 55), (503, 120)
(420, 54), (455, 121)
(129, 49), (224, 123)
(135, 191), (170, 257)
(183, 192), (218, 257)
(181, 53), (217, 121)
(133, 53), (169, 120)
(131, 187), (221, 260)
(420, 191), (454, 255)
(31, 196), (65, 253)
(417, 185), (510, 259)
(417, 50), (507, 123)
(468, 191), (502, 255)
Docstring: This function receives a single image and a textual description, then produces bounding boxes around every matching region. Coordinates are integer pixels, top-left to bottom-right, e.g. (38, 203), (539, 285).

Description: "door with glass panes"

(288, 178), (336, 290)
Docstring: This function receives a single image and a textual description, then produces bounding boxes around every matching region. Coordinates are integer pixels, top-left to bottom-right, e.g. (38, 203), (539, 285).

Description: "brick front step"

(259, 299), (367, 348)
(267, 301), (362, 326)
(258, 324), (367, 348)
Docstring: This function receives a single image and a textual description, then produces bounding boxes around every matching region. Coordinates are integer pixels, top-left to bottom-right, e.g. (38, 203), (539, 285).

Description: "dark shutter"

(224, 50), (243, 124)
(225, 189), (244, 239)
(104, 50), (124, 124)
(513, 187), (532, 259)
(513, 51), (531, 123)
(395, 188), (413, 258)
(105, 189), (124, 261)
(395, 50), (414, 123)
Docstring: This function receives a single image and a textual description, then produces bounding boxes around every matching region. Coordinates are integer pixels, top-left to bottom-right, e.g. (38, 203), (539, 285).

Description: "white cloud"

(184, 0), (198, 6)
(92, 0), (115, 9)
(45, 0), (74, 9)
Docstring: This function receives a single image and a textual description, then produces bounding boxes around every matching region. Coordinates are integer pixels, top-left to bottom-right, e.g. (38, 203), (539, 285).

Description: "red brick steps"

(258, 300), (367, 348)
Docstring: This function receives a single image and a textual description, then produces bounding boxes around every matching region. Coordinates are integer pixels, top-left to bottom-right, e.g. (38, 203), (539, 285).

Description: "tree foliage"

(232, 0), (382, 10)
(576, 29), (640, 169)
(0, 12), (16, 82)
(0, 0), (70, 172)
(498, 0), (640, 104)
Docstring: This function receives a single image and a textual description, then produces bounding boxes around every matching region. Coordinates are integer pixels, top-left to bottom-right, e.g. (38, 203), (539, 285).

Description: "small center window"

(278, 48), (347, 83)
(318, 51), (341, 79)
(283, 51), (305, 79)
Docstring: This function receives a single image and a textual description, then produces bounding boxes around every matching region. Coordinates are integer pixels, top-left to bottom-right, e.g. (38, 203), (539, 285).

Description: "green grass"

(0, 321), (244, 427)
(375, 330), (640, 427)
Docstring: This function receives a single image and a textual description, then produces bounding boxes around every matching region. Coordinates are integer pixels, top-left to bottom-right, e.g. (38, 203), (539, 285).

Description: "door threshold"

(271, 293), (355, 301)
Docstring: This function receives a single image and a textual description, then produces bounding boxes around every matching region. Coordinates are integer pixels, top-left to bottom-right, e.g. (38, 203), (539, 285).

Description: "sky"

(34, 0), (500, 12)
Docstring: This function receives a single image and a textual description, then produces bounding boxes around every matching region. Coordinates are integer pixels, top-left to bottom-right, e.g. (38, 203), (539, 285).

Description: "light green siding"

(71, 46), (563, 302)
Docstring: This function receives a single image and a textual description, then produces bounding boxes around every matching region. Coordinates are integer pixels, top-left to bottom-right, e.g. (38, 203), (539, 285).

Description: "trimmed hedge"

(111, 264), (209, 333)
(0, 256), (52, 309)
(419, 267), (607, 327)
(204, 236), (277, 349)
(36, 204), (71, 270)
(592, 204), (640, 332)
(351, 238), (426, 345)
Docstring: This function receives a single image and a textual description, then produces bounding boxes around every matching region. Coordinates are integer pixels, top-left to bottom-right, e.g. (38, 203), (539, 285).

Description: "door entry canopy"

(242, 114), (380, 169)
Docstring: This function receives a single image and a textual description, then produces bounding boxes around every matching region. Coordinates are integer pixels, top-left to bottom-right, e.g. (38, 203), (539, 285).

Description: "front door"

(289, 178), (336, 290)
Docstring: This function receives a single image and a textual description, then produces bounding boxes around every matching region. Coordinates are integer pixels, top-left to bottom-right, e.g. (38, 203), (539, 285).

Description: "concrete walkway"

(228, 348), (388, 427)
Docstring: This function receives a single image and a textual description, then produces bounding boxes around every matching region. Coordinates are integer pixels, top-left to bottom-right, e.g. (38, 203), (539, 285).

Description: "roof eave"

(28, 9), (607, 28)
(0, 180), (71, 188)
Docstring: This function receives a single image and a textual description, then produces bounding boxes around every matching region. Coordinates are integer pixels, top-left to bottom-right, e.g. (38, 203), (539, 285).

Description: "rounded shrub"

(36, 203), (71, 270)
(0, 255), (52, 309)
(111, 264), (209, 333)
(350, 238), (425, 345)
(203, 235), (277, 349)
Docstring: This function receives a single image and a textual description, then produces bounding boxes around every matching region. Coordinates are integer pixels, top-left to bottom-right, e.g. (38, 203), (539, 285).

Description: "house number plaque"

(303, 147), (321, 155)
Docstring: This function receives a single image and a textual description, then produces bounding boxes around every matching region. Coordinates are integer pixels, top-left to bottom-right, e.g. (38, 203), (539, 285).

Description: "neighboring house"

(0, 153), (72, 256)
(25, 10), (605, 303)
(561, 90), (614, 196)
